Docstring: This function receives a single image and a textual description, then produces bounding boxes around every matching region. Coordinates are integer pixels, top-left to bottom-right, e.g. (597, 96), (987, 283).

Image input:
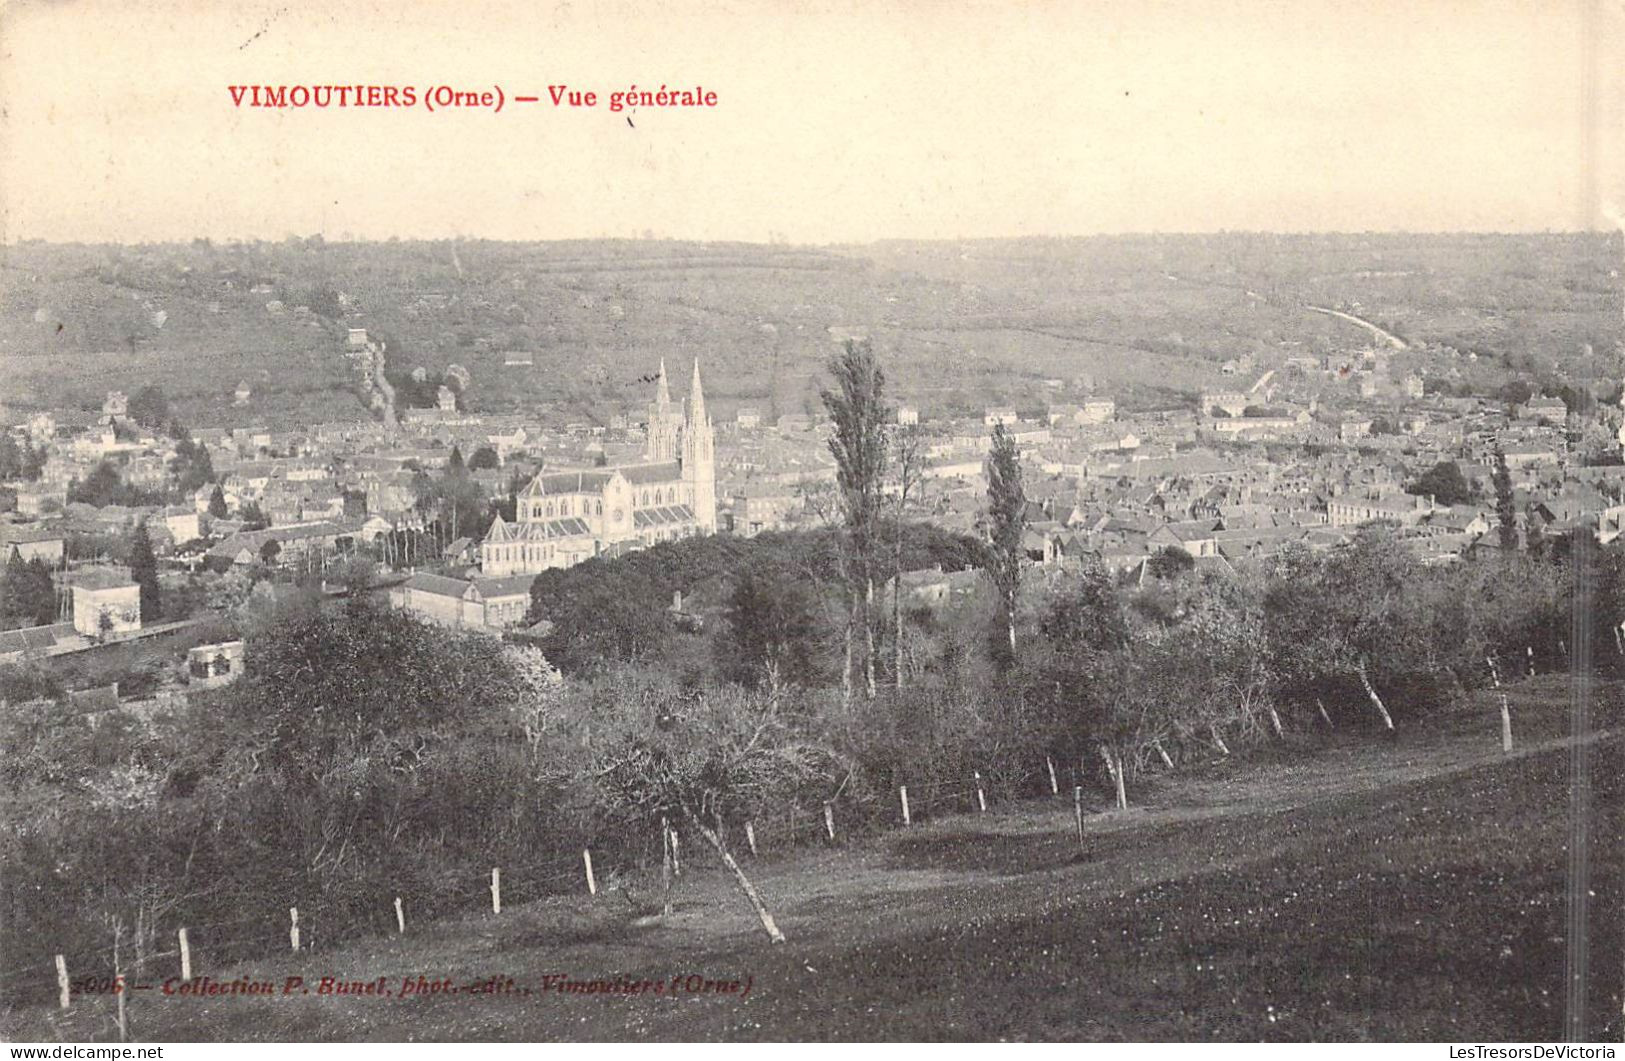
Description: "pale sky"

(1, 0), (1620, 244)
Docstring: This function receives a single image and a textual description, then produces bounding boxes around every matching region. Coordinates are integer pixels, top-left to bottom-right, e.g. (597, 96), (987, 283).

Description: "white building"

(70, 569), (141, 637)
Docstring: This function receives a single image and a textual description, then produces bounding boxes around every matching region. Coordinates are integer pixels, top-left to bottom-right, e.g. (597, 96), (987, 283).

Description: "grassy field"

(6, 677), (1621, 1042)
(3, 234), (1617, 427)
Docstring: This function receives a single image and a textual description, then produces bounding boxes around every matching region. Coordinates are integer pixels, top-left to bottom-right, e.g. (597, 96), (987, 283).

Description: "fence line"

(12, 697), (1429, 1008)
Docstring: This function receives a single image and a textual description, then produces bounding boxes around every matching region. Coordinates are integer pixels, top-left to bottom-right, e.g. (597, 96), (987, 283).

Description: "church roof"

(505, 517), (593, 541)
(522, 470), (615, 496)
(620, 462), (683, 485)
(633, 504), (696, 528)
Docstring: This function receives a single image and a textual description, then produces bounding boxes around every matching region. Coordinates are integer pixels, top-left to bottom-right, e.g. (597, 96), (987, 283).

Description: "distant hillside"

(2, 233), (1618, 427)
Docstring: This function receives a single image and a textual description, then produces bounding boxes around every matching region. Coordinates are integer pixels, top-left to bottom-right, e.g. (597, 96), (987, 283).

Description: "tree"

(1405, 460), (1473, 507)
(468, 446), (501, 471)
(0, 434), (21, 480)
(1264, 529), (1439, 732)
(127, 385), (170, 430)
(1497, 380), (1534, 407)
(582, 680), (837, 943)
(169, 436), (216, 495)
(207, 484), (229, 520)
(128, 521), (161, 622)
(1492, 444), (1518, 550)
(890, 425), (924, 689)
(984, 421), (1026, 664)
(719, 562), (821, 689)
(1147, 545), (1195, 580)
(1029, 561), (1134, 798)
(1, 553), (57, 628)
(68, 461), (164, 508)
(820, 340), (890, 703)
(329, 554), (378, 616)
(259, 539), (282, 567)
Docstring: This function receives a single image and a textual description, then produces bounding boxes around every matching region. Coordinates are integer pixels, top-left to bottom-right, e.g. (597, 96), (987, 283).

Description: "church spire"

(688, 358), (707, 425)
(655, 359), (671, 408)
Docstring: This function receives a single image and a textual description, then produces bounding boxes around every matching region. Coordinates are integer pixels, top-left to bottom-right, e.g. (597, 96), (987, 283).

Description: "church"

(479, 359), (717, 577)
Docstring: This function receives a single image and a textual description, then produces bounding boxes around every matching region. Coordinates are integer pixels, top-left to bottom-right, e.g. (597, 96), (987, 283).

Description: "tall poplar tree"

(128, 520), (162, 622)
(1492, 443), (1518, 551)
(984, 421), (1027, 664)
(820, 340), (889, 702)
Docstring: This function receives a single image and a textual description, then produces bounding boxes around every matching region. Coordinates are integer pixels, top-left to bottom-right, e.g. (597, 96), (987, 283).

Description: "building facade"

(480, 360), (718, 577)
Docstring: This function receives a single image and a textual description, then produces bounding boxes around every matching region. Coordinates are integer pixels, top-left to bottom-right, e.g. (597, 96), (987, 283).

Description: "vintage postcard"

(0, 0), (1622, 1049)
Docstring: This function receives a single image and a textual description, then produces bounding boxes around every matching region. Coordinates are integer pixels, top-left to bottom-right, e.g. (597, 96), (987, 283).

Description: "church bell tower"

(683, 358), (717, 532)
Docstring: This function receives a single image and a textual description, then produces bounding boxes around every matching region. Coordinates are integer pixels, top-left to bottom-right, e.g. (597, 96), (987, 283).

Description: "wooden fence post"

(583, 849), (597, 895)
(394, 896), (405, 934)
(491, 868), (501, 914)
(974, 771), (987, 814)
(1072, 786), (1084, 847)
(289, 907), (300, 952)
(1526, 646), (1535, 677)
(1500, 692), (1514, 753)
(823, 801), (836, 841)
(113, 923), (126, 1043)
(670, 827), (681, 876)
(899, 785), (911, 826)
(178, 928), (191, 981)
(745, 820), (758, 857)
(55, 954), (69, 1010)
(1046, 756), (1058, 796)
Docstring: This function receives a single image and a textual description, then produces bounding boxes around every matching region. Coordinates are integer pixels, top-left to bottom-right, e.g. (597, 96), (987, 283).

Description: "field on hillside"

(7, 678), (1619, 1043)
(2, 234), (1618, 427)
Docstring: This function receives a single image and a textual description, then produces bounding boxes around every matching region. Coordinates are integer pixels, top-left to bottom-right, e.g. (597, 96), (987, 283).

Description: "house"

(1518, 396), (1568, 423)
(1147, 519), (1221, 558)
(736, 408), (762, 430)
(68, 684), (121, 714)
(205, 517), (388, 569)
(14, 482), (67, 517)
(731, 485), (802, 536)
(1079, 398), (1116, 424)
(1200, 391), (1249, 418)
(187, 640), (246, 688)
(393, 572), (532, 629)
(466, 575), (534, 628)
(0, 622), (81, 664)
(159, 507), (201, 546)
(0, 525), (65, 566)
(1338, 416), (1374, 442)
(886, 565), (981, 607)
(394, 573), (471, 627)
(68, 568), (141, 637)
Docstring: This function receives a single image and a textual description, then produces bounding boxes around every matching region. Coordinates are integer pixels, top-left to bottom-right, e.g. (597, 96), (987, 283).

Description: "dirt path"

(1306, 305), (1409, 349)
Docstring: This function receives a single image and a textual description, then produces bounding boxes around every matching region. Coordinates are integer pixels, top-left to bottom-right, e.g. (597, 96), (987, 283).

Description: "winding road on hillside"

(1303, 305), (1410, 349)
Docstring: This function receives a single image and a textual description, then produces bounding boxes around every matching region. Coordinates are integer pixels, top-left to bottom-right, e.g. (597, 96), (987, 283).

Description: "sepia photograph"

(0, 0), (1622, 1048)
